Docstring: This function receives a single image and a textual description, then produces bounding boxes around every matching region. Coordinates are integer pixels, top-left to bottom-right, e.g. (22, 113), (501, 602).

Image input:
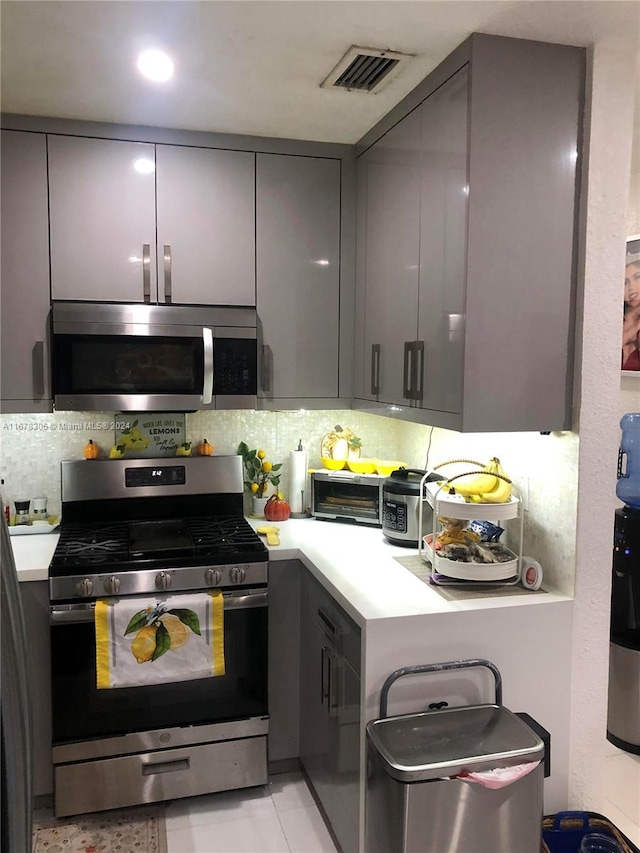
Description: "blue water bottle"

(617, 413), (640, 509)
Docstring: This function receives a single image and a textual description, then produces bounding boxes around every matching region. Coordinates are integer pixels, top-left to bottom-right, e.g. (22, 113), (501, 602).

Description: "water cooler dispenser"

(607, 413), (640, 754)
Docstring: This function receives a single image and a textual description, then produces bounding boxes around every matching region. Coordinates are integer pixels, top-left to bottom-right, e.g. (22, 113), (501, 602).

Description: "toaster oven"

(311, 471), (384, 526)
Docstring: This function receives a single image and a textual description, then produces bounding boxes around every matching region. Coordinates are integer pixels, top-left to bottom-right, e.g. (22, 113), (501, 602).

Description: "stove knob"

(103, 576), (121, 595)
(155, 571), (172, 591)
(75, 578), (94, 597)
(230, 566), (246, 585)
(205, 568), (221, 586)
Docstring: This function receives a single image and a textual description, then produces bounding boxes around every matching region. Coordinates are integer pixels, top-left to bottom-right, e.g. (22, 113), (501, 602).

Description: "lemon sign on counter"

(114, 414), (186, 458)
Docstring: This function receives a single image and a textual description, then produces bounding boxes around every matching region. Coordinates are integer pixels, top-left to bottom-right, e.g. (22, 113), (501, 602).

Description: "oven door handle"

(50, 591), (268, 624)
(50, 604), (95, 624)
(223, 591), (268, 609)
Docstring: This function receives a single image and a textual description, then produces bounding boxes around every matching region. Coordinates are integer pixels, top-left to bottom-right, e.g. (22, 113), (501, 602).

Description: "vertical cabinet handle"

(414, 341), (424, 403)
(142, 243), (151, 303)
(371, 344), (381, 396)
(403, 341), (413, 400)
(321, 646), (330, 706)
(163, 245), (172, 304)
(262, 344), (273, 394)
(328, 653), (339, 719)
(202, 328), (214, 405)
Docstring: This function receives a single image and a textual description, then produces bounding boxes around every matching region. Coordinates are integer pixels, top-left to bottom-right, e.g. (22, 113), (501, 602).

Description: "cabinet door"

(360, 110), (421, 405)
(256, 154), (340, 400)
(49, 135), (157, 302)
(416, 66), (468, 415)
(329, 658), (361, 853)
(1, 130), (51, 412)
(156, 145), (255, 306)
(299, 612), (332, 813)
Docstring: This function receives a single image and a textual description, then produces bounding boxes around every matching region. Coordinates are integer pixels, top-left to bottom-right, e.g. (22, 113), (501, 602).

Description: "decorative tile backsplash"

(0, 409), (578, 595)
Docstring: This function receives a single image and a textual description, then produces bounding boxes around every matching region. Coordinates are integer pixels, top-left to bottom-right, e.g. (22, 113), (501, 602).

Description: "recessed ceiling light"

(137, 49), (174, 83)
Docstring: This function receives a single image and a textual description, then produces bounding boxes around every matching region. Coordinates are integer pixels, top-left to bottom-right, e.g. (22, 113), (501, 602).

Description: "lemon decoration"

(237, 442), (283, 497)
(160, 614), (190, 649)
(175, 442), (192, 457)
(130, 625), (158, 663)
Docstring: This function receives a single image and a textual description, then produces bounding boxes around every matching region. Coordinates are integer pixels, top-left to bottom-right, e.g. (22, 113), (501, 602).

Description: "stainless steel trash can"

(365, 661), (545, 853)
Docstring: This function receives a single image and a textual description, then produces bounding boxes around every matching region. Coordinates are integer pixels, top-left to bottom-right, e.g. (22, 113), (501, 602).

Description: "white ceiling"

(1, 0), (638, 147)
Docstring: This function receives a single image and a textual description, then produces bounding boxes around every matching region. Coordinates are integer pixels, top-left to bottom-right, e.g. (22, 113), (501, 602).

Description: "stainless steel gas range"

(48, 455), (269, 818)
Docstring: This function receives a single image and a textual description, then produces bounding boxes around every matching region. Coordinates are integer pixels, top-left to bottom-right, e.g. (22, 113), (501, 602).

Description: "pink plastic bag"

(456, 760), (541, 790)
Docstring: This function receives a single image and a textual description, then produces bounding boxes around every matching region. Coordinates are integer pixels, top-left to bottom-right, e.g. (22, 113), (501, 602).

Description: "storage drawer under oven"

(311, 472), (383, 526)
(54, 732), (268, 817)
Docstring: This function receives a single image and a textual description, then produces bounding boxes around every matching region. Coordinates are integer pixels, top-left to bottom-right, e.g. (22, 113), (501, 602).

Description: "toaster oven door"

(311, 474), (382, 526)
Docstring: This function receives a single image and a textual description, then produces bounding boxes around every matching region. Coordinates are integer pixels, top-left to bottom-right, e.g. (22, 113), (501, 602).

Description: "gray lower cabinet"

(267, 559), (301, 764)
(257, 153), (341, 404)
(48, 135), (256, 306)
(354, 33), (584, 432)
(19, 581), (54, 798)
(0, 130), (52, 413)
(300, 569), (361, 853)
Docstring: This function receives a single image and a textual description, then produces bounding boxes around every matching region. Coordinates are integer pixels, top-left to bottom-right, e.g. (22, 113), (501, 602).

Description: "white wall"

(570, 28), (639, 811)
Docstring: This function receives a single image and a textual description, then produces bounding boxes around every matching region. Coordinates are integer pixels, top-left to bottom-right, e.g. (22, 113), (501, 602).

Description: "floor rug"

(32, 804), (167, 853)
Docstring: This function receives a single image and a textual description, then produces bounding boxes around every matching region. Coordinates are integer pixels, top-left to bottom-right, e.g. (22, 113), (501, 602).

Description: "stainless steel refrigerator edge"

(1, 516), (33, 852)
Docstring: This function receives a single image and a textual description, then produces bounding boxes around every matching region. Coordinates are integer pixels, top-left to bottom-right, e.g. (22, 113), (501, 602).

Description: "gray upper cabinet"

(48, 135), (157, 303)
(1, 130), (52, 413)
(357, 110), (422, 404)
(256, 153), (341, 403)
(416, 67), (467, 416)
(353, 34), (584, 432)
(48, 136), (256, 306)
(155, 145), (255, 306)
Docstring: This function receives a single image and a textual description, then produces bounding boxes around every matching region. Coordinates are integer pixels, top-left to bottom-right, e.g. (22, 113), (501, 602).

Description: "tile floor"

(165, 772), (339, 853)
(600, 748), (640, 848)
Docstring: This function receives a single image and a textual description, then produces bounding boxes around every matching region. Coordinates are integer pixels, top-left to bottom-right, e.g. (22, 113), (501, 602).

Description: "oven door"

(50, 589), (268, 745)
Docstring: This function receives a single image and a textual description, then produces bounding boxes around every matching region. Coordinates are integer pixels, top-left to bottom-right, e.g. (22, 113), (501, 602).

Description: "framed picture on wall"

(622, 234), (640, 374)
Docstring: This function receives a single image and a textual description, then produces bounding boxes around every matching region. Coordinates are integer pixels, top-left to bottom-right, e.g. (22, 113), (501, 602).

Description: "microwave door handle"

(202, 327), (214, 405)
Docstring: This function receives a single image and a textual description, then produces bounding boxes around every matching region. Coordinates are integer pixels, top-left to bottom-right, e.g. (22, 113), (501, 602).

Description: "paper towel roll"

(289, 449), (308, 515)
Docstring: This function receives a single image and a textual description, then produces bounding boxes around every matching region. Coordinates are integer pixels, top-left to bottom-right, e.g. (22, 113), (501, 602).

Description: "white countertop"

(10, 530), (60, 582)
(11, 517), (569, 625)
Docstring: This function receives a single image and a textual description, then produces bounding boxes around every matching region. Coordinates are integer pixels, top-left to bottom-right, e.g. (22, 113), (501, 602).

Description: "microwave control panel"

(214, 339), (257, 395)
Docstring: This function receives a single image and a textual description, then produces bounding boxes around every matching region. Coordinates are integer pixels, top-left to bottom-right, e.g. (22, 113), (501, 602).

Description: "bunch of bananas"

(444, 457), (512, 504)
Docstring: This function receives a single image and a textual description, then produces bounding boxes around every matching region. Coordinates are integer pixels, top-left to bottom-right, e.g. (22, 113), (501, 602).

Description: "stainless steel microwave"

(52, 302), (258, 412)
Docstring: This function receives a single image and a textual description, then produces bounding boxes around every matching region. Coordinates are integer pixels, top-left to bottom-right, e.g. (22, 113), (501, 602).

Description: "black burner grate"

(188, 516), (266, 555)
(50, 515), (266, 573)
(53, 522), (129, 564)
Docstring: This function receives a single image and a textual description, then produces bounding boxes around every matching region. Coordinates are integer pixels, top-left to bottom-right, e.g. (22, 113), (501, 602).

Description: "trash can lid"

(366, 704), (544, 783)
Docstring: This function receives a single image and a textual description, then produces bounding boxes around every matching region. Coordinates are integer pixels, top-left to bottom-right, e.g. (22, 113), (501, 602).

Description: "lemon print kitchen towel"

(95, 592), (225, 689)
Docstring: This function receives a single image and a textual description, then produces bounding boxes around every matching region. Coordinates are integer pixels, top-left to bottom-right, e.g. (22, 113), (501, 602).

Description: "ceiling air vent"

(321, 45), (413, 94)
